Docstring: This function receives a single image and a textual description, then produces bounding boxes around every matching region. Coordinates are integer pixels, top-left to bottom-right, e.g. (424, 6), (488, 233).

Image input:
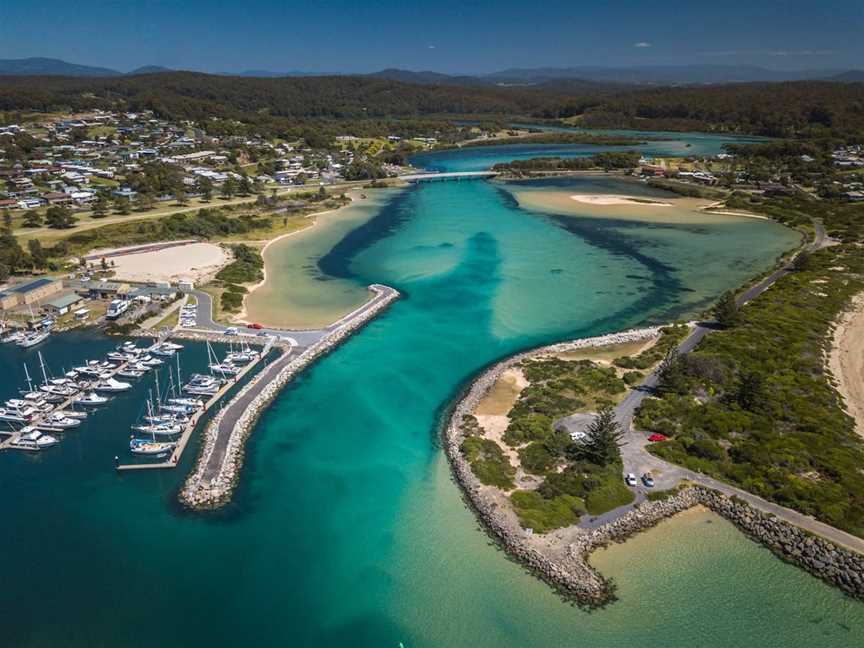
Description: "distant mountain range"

(0, 57), (120, 77)
(1, 57), (862, 86)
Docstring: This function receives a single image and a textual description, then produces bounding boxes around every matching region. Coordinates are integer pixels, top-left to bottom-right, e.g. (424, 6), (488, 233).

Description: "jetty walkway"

(180, 284), (399, 509)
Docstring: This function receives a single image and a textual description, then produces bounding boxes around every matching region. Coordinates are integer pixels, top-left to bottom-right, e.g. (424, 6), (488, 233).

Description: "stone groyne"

(179, 285), (399, 510)
(444, 328), (864, 607)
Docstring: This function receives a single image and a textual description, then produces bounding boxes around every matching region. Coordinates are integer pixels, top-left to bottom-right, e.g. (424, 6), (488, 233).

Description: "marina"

(115, 336), (275, 471)
(0, 330), (276, 475)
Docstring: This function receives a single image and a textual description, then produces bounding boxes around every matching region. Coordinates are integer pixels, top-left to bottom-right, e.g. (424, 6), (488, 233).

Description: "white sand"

(829, 292), (864, 437)
(570, 194), (672, 207)
(109, 242), (230, 284)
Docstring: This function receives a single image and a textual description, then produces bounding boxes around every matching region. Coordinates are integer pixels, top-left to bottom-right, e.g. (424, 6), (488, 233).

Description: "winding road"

(561, 220), (864, 553)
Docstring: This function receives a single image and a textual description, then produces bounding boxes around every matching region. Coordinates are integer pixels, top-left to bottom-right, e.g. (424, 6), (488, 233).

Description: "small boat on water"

(151, 345), (176, 357)
(161, 341), (184, 351)
(160, 402), (197, 415)
(132, 422), (182, 437)
(117, 368), (146, 379)
(1, 330), (25, 344)
(11, 428), (59, 451)
(129, 438), (175, 456)
(208, 362), (240, 376)
(107, 351), (135, 362)
(143, 412), (187, 425)
(75, 391), (110, 407)
(39, 377), (79, 398)
(140, 356), (163, 367)
(6, 397), (50, 414)
(17, 329), (51, 348)
(167, 397), (203, 409)
(54, 409), (87, 420)
(0, 406), (35, 424)
(36, 412), (82, 431)
(94, 377), (132, 393)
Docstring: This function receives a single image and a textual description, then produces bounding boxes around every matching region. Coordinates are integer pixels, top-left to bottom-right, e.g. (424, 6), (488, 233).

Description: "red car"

(247, 322), (264, 330)
(648, 433), (669, 442)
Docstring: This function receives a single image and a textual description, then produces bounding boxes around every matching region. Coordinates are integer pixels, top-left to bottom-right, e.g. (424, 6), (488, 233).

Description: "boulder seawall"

(180, 284), (399, 510)
(443, 328), (864, 607)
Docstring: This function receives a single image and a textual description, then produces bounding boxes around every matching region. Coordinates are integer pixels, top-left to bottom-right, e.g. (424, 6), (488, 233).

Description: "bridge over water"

(398, 171), (499, 182)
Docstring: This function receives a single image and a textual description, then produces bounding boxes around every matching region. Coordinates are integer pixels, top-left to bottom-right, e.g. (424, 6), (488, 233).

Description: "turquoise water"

(2, 135), (863, 647)
(411, 131), (763, 172)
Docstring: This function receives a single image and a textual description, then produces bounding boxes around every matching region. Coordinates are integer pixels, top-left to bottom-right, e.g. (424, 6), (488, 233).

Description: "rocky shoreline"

(443, 328), (864, 607)
(179, 284), (400, 510)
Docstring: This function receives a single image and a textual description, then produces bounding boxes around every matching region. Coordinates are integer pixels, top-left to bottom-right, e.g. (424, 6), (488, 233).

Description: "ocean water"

(2, 137), (862, 647)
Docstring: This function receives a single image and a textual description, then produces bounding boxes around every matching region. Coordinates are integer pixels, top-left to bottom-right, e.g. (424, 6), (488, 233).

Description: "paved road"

(192, 284), (398, 488)
(189, 289), (327, 347)
(200, 343), (301, 482)
(560, 221), (864, 552)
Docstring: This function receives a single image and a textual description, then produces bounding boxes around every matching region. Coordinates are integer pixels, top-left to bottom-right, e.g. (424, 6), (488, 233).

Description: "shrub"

(461, 436), (516, 489)
(510, 490), (586, 533)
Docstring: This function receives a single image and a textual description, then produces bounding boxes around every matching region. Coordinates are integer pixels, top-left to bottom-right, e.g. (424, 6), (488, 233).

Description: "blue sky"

(1, 0), (861, 73)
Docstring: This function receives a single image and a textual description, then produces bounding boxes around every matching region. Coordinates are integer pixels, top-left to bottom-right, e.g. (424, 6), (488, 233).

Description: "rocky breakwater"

(444, 325), (864, 607)
(442, 327), (666, 607)
(179, 284), (400, 510)
(697, 488), (864, 600)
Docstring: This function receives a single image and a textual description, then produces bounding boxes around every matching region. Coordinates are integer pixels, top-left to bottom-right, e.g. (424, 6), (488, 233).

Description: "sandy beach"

(829, 291), (864, 436)
(508, 187), (771, 225)
(570, 194), (672, 207)
(232, 199), (351, 324)
(238, 189), (397, 328)
(107, 242), (230, 284)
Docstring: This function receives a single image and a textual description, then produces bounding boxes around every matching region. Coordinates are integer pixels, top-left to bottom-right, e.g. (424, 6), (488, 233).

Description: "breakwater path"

(180, 285), (399, 509)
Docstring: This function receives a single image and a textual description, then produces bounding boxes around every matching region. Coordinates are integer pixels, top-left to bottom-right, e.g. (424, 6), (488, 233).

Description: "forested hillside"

(1, 72), (863, 137)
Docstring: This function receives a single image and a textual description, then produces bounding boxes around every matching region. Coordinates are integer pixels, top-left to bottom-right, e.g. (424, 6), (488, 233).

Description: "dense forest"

(1, 72), (863, 137)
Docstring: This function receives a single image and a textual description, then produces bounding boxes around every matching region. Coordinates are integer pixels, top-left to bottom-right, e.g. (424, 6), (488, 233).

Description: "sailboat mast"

(38, 351), (48, 384)
(23, 363), (33, 392)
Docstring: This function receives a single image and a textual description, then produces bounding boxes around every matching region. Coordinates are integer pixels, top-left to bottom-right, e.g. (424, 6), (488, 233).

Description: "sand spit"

(829, 292), (864, 436)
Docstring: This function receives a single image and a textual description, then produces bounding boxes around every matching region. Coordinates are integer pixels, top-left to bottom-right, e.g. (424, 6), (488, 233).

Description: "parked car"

(624, 473), (638, 487)
(225, 327), (239, 336)
(641, 472), (655, 488)
(247, 323), (263, 330)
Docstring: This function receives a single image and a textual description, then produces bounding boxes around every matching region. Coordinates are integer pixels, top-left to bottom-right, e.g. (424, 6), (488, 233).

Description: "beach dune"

(107, 242), (230, 284)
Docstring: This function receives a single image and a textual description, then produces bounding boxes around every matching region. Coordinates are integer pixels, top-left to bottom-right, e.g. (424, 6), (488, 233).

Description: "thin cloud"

(699, 50), (741, 57)
(768, 49), (833, 57)
(427, 45), (436, 49)
(634, 42), (652, 48)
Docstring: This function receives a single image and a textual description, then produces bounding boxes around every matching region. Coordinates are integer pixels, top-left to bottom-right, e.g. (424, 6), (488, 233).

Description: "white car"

(624, 473), (638, 487)
(225, 327), (239, 336)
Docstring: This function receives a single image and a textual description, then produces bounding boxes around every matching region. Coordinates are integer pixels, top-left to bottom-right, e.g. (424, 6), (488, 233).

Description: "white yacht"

(117, 367), (146, 379)
(0, 408), (34, 424)
(132, 421), (182, 437)
(11, 428), (59, 451)
(208, 362), (240, 376)
(17, 329), (50, 348)
(94, 377), (132, 393)
(36, 412), (82, 431)
(75, 392), (110, 406)
(2, 330), (26, 344)
(129, 438), (175, 456)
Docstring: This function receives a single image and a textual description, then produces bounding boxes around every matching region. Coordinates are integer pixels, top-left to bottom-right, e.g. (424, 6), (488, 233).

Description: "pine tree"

(714, 291), (740, 328)
(576, 407), (625, 467)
